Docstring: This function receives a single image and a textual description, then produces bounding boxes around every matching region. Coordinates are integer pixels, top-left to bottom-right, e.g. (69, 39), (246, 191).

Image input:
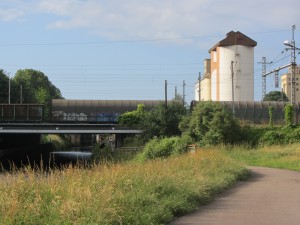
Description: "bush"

(41, 134), (71, 150)
(142, 101), (186, 139)
(259, 129), (286, 146)
(91, 145), (113, 162)
(283, 126), (300, 144)
(259, 126), (300, 146)
(284, 104), (294, 127)
(181, 101), (241, 146)
(118, 104), (146, 127)
(172, 135), (194, 155)
(239, 125), (269, 148)
(269, 106), (274, 128)
(139, 136), (193, 161)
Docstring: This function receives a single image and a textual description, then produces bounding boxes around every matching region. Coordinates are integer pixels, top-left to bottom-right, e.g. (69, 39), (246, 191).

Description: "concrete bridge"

(0, 123), (143, 134)
(0, 123), (143, 151)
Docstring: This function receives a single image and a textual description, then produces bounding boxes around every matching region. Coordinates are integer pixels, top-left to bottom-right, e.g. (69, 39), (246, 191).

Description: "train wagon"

(51, 99), (166, 123)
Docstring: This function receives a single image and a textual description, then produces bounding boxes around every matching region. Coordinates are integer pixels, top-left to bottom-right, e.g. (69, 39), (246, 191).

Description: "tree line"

(0, 69), (63, 116)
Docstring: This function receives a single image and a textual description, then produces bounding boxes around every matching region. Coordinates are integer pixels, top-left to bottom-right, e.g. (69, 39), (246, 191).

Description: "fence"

(0, 104), (44, 122)
(191, 101), (300, 124)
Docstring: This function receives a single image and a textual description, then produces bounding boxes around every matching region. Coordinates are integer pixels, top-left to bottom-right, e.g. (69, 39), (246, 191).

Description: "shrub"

(172, 135), (194, 156)
(41, 134), (71, 150)
(181, 101), (241, 146)
(139, 136), (193, 161)
(269, 106), (274, 128)
(284, 104), (294, 127)
(259, 129), (286, 146)
(238, 125), (267, 147)
(283, 126), (300, 144)
(91, 145), (113, 162)
(140, 137), (175, 160)
(118, 104), (146, 127)
(142, 101), (186, 139)
(258, 125), (300, 146)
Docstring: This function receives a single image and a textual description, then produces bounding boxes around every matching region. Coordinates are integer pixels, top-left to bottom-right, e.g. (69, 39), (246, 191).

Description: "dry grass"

(0, 150), (247, 225)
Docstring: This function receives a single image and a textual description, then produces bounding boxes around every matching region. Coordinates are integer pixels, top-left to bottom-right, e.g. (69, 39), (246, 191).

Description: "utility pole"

(165, 80), (168, 108)
(230, 61), (235, 116)
(283, 25), (298, 104)
(175, 86), (177, 98)
(183, 80), (186, 106)
(8, 75), (11, 104)
(198, 72), (201, 101)
(20, 85), (23, 104)
(291, 25), (296, 105)
(258, 57), (272, 100)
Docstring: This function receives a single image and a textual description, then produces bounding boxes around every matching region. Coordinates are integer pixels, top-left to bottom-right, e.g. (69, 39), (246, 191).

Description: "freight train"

(3, 99), (297, 124)
(0, 99), (168, 123)
(51, 99), (167, 123)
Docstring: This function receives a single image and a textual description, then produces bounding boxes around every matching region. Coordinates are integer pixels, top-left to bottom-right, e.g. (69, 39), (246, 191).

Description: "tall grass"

(0, 150), (247, 225)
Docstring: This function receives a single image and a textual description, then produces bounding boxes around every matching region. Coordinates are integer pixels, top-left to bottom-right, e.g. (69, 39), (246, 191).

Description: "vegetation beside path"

(0, 150), (247, 225)
(224, 143), (300, 172)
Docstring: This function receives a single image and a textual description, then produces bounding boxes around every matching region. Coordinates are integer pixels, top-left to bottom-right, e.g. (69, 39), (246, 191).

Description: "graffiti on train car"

(52, 111), (87, 121)
(89, 112), (119, 122)
(52, 111), (119, 122)
(64, 113), (88, 121)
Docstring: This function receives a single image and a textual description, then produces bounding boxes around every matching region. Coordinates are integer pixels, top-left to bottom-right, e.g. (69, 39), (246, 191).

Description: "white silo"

(209, 31), (257, 101)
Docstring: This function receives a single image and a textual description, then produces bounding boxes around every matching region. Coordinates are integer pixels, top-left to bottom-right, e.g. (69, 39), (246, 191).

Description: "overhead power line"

(0, 29), (292, 47)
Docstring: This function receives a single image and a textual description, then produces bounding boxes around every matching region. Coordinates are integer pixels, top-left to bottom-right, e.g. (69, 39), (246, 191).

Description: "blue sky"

(0, 0), (299, 104)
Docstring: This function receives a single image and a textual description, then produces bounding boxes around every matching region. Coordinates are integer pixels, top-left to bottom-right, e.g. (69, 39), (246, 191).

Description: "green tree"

(181, 101), (240, 146)
(35, 87), (51, 105)
(0, 70), (10, 103)
(143, 101), (186, 138)
(12, 69), (63, 117)
(118, 104), (146, 127)
(263, 91), (289, 101)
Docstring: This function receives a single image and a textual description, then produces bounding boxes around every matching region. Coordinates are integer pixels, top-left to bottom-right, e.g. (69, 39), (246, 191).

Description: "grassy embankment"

(0, 150), (247, 225)
(224, 143), (300, 172)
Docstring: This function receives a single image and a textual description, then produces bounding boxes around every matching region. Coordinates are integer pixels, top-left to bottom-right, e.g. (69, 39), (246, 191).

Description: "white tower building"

(196, 31), (257, 101)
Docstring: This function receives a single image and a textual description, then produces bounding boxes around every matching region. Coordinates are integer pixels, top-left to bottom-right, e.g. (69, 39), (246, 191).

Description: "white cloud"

(2, 0), (300, 43)
(0, 8), (25, 22)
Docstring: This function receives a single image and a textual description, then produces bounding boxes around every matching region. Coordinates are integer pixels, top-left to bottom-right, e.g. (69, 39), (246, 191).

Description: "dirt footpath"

(170, 166), (300, 225)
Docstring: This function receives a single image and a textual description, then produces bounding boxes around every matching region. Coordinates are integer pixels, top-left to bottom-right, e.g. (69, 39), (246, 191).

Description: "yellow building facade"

(281, 66), (300, 102)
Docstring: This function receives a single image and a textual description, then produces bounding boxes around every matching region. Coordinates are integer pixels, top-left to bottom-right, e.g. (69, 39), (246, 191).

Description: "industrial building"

(281, 66), (300, 102)
(195, 31), (257, 101)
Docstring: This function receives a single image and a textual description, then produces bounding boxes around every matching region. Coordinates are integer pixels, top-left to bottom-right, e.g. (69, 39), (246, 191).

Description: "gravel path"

(169, 166), (300, 225)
